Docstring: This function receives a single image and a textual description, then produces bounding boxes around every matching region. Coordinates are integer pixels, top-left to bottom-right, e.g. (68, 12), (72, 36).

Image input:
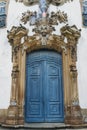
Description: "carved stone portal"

(2, 22), (83, 126)
(0, 0), (84, 127)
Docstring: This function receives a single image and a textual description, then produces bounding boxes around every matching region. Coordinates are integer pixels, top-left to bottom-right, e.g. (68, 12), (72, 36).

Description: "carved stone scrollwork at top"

(16, 0), (73, 6)
(21, 11), (37, 25)
(20, 10), (68, 26)
(22, 33), (67, 54)
(60, 24), (81, 43)
(50, 11), (68, 24)
(60, 24), (81, 61)
(7, 25), (28, 47)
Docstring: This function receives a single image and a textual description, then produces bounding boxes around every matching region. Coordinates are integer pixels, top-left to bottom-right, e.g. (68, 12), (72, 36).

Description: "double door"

(25, 51), (64, 122)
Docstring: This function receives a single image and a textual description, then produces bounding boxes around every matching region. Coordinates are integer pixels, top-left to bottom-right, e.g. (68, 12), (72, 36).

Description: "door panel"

(45, 62), (64, 122)
(25, 51), (64, 123)
(25, 63), (44, 122)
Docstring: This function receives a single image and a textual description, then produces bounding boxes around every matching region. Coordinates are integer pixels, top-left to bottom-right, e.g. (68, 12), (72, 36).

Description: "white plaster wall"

(0, 0), (87, 108)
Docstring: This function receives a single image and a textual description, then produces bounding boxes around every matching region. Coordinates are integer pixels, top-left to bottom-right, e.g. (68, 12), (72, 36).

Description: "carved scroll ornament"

(7, 25), (28, 46)
(16, 0), (73, 6)
(60, 24), (81, 61)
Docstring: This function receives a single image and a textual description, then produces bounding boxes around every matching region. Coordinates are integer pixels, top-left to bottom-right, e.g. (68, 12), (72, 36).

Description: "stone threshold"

(1, 123), (87, 129)
(25, 123), (69, 128)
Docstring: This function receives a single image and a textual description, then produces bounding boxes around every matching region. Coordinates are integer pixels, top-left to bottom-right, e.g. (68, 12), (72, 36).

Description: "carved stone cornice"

(7, 25), (28, 46)
(60, 24), (81, 44)
(21, 34), (67, 54)
(60, 24), (81, 61)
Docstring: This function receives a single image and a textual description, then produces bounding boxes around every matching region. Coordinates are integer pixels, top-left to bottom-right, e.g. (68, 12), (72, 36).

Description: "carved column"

(5, 47), (19, 125)
(60, 24), (83, 125)
(5, 25), (28, 126)
(63, 48), (72, 124)
(66, 37), (82, 125)
(17, 47), (26, 125)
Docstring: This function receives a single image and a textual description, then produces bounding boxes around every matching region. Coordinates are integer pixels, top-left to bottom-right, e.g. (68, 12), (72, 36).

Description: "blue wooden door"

(25, 51), (64, 123)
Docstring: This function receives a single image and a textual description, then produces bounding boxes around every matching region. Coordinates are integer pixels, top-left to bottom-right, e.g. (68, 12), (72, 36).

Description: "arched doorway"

(5, 28), (83, 126)
(25, 50), (64, 123)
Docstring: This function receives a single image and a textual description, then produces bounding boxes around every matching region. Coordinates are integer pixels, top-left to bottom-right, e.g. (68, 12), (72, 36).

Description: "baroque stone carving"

(21, 10), (68, 25)
(7, 25), (28, 46)
(16, 0), (73, 6)
(20, 0), (68, 46)
(50, 11), (68, 24)
(21, 11), (37, 25)
(60, 24), (81, 61)
(5, 22), (83, 126)
(60, 24), (81, 41)
(0, 0), (84, 127)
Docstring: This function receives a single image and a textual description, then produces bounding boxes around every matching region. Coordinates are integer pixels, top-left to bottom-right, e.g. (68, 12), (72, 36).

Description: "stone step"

(0, 128), (87, 130)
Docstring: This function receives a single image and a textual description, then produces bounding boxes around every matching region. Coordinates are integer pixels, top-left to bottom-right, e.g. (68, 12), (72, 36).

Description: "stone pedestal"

(65, 105), (83, 125)
(18, 106), (24, 125)
(70, 105), (83, 125)
(5, 105), (18, 125)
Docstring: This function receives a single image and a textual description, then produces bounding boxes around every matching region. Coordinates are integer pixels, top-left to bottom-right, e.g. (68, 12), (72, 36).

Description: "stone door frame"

(4, 25), (82, 126)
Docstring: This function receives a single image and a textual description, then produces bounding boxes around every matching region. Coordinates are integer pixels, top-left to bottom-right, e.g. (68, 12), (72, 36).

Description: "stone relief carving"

(21, 10), (68, 25)
(21, 11), (37, 24)
(16, 0), (73, 6)
(4, 0), (84, 127)
(60, 24), (81, 61)
(50, 11), (68, 24)
(7, 25), (28, 46)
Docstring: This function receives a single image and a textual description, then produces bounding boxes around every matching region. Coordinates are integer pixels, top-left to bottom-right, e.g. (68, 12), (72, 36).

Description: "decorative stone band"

(0, 0), (9, 28)
(80, 0), (87, 27)
(16, 0), (73, 6)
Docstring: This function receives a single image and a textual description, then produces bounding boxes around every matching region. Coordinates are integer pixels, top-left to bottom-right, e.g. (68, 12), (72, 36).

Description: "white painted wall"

(0, 0), (87, 108)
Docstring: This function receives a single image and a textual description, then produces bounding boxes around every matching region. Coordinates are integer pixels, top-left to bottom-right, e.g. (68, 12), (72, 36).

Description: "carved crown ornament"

(7, 0), (81, 61)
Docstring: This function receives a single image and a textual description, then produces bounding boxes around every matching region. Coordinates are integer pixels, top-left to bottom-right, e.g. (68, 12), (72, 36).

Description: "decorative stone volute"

(60, 24), (81, 44)
(60, 24), (81, 62)
(7, 25), (28, 46)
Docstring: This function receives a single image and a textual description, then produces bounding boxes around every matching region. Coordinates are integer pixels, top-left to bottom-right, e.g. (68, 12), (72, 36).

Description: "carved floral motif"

(16, 0), (73, 6)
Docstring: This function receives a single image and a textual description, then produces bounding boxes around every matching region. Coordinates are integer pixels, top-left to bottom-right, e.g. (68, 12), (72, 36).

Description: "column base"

(18, 117), (24, 125)
(5, 105), (18, 125)
(65, 105), (83, 125)
(70, 105), (83, 125)
(18, 105), (24, 125)
(65, 105), (71, 124)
